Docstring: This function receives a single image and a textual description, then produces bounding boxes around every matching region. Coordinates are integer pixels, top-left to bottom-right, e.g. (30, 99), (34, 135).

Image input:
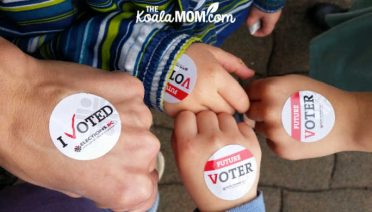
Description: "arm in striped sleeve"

(253, 0), (286, 13)
(35, 17), (200, 111)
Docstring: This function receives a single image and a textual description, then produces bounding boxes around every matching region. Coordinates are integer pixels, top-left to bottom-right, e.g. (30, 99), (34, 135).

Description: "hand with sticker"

(172, 111), (262, 211)
(0, 38), (160, 211)
(246, 74), (372, 160)
(164, 43), (254, 116)
(246, 6), (282, 36)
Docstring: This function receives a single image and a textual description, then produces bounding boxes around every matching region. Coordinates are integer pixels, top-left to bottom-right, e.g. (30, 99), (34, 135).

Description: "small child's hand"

(172, 111), (261, 211)
(164, 43), (254, 117)
(246, 6), (282, 37)
(246, 75), (359, 160)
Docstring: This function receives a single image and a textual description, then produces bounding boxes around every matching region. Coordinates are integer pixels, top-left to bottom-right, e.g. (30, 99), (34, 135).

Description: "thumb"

(208, 46), (255, 79)
(246, 13), (261, 28)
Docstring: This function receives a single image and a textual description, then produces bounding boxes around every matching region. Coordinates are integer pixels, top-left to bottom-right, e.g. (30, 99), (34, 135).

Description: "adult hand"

(246, 6), (282, 37)
(172, 111), (261, 211)
(0, 37), (159, 211)
(246, 75), (361, 160)
(164, 43), (254, 116)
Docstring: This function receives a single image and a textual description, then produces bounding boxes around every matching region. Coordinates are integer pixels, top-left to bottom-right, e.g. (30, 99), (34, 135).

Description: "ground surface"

(154, 0), (372, 211)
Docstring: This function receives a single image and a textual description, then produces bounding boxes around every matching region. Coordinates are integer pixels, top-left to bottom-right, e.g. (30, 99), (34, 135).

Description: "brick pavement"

(155, 0), (372, 211)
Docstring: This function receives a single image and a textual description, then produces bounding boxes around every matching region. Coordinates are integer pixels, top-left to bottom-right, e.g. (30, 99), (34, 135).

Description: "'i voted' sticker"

(49, 93), (121, 160)
(164, 54), (197, 103)
(281, 90), (335, 143)
(204, 145), (257, 201)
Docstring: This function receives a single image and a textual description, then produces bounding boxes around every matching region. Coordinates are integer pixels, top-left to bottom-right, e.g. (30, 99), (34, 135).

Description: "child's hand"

(246, 6), (282, 37)
(246, 75), (360, 160)
(172, 111), (261, 211)
(164, 43), (254, 117)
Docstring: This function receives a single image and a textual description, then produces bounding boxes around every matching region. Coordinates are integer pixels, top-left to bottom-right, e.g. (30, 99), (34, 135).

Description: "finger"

(243, 114), (256, 128)
(246, 15), (260, 27)
(254, 18), (276, 37)
(107, 171), (159, 212)
(120, 128), (160, 170)
(218, 113), (239, 132)
(174, 111), (198, 141)
(206, 93), (235, 114)
(117, 98), (152, 129)
(127, 171), (159, 212)
(196, 111), (220, 134)
(218, 71), (250, 113)
(237, 122), (256, 139)
(246, 101), (264, 122)
(208, 46), (254, 79)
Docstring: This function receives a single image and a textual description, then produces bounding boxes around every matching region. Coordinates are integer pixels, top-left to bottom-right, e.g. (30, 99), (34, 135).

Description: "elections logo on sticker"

(164, 54), (197, 103)
(281, 90), (335, 143)
(203, 145), (257, 201)
(49, 93), (121, 160)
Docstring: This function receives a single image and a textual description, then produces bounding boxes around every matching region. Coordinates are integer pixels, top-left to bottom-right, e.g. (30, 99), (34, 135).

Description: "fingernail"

(249, 21), (261, 35)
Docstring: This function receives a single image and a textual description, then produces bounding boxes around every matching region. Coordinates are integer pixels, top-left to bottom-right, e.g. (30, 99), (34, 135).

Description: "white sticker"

(203, 145), (257, 201)
(281, 91), (335, 143)
(164, 54), (197, 103)
(249, 21), (261, 35)
(49, 93), (121, 160)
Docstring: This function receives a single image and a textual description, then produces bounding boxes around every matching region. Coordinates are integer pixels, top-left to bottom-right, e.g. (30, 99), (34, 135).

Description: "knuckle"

(139, 105), (153, 128)
(142, 131), (161, 155)
(208, 133), (222, 145)
(197, 110), (215, 119)
(135, 177), (154, 202)
(124, 76), (144, 97)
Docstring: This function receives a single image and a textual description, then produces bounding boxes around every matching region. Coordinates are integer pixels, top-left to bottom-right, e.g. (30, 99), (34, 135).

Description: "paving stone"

(222, 24), (273, 77)
(151, 126), (182, 184)
(259, 135), (334, 190)
(283, 188), (372, 212)
(268, 0), (352, 76)
(259, 186), (282, 212)
(151, 109), (174, 129)
(159, 184), (196, 212)
(331, 152), (372, 188)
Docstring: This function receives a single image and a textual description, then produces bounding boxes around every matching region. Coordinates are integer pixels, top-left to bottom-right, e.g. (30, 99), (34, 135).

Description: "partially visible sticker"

(281, 90), (335, 143)
(203, 145), (257, 201)
(164, 54), (197, 103)
(49, 93), (121, 160)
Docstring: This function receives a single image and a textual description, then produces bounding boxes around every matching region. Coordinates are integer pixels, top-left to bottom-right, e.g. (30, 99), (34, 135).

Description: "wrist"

(138, 31), (199, 111)
(196, 186), (258, 211)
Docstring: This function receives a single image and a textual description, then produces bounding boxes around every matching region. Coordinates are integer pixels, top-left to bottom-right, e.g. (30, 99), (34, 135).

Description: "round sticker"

(281, 90), (335, 143)
(203, 145), (257, 201)
(164, 54), (197, 103)
(49, 93), (121, 160)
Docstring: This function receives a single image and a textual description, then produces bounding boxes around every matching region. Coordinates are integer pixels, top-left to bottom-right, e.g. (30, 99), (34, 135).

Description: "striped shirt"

(0, 0), (285, 110)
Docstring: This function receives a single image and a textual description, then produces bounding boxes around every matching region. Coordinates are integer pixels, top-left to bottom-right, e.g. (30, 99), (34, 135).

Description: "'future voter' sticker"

(164, 54), (197, 103)
(49, 93), (121, 160)
(281, 91), (335, 143)
(203, 145), (257, 200)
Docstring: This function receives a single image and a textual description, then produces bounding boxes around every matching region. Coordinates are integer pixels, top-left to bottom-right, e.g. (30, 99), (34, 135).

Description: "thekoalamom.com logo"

(136, 3), (236, 23)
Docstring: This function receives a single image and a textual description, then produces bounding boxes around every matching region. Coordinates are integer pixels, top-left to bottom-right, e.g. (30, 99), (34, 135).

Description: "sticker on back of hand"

(164, 54), (197, 103)
(49, 93), (121, 160)
(204, 145), (257, 200)
(281, 90), (335, 143)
